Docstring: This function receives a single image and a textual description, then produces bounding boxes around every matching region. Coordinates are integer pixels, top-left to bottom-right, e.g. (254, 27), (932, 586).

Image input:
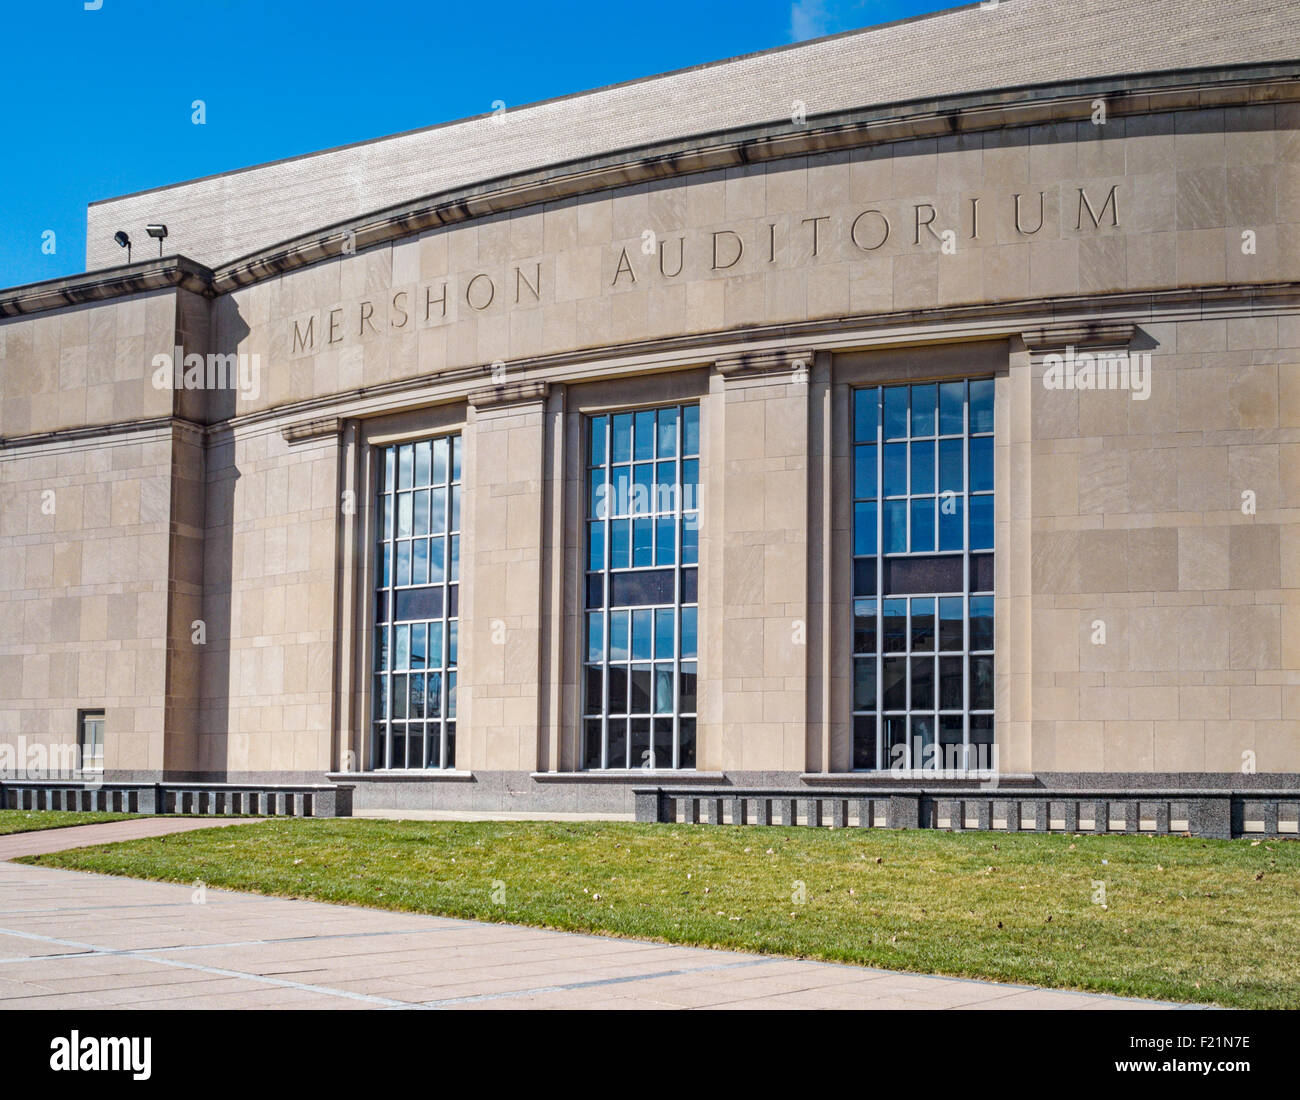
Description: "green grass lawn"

(21, 818), (1300, 1008)
(0, 810), (138, 835)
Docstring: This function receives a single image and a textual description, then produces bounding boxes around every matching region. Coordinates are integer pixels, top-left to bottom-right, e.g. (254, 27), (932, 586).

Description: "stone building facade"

(2, 0), (1299, 816)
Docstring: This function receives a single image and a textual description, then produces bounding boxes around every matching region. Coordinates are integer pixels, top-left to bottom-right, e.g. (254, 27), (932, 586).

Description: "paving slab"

(0, 822), (1200, 1010)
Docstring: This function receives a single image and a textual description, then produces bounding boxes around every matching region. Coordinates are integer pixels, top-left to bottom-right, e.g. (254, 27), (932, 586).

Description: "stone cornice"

(0, 256), (215, 318)
(207, 65), (1300, 297)
(3, 64), (1297, 317)
(0, 415), (203, 452)
(716, 346), (815, 380)
(281, 416), (345, 444)
(1020, 322), (1138, 352)
(466, 380), (552, 410)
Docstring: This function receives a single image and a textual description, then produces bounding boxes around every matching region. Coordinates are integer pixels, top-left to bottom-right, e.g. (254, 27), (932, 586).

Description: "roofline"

(85, 1), (990, 208)
(7, 60), (1298, 316)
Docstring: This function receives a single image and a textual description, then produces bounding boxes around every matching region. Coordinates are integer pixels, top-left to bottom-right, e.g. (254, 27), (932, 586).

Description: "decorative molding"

(1020, 321), (1138, 352)
(716, 346), (815, 380)
(0, 415), (201, 453)
(467, 380), (551, 410)
(281, 416), (344, 444)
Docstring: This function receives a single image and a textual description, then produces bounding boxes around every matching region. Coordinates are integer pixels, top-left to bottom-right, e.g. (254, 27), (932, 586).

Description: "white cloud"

(790, 0), (834, 42)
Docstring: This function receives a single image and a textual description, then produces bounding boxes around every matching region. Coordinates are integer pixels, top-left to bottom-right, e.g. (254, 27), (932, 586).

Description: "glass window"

(372, 434), (460, 770)
(584, 404), (699, 769)
(78, 710), (105, 770)
(851, 378), (994, 772)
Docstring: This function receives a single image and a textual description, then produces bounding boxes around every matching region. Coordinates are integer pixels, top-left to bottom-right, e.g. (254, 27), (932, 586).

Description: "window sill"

(328, 770), (475, 783)
(531, 771), (725, 783)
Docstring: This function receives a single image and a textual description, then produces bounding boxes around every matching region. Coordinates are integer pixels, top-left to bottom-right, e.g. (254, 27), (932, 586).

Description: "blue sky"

(1, 0), (952, 288)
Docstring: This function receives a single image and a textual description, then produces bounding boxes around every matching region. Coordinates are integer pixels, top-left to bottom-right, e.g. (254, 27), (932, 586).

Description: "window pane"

(970, 655), (994, 710)
(882, 598), (908, 653)
(588, 521), (605, 571)
(883, 443), (908, 496)
(854, 659), (877, 711)
(910, 498), (935, 553)
(588, 611), (604, 662)
(969, 436), (993, 492)
(883, 386), (908, 440)
(970, 595), (994, 651)
(654, 666), (674, 714)
(398, 444), (414, 490)
(683, 405), (700, 456)
(939, 381), (964, 434)
(657, 407), (678, 457)
(608, 719), (628, 769)
(910, 440), (935, 495)
(655, 462), (675, 512)
(632, 518), (654, 566)
(882, 658), (907, 710)
(413, 489), (430, 536)
(590, 414), (608, 467)
(883, 500), (907, 553)
(910, 658), (934, 710)
(630, 666), (651, 712)
(854, 387), (879, 443)
(613, 413), (633, 462)
(610, 610), (630, 661)
(681, 519), (698, 566)
(910, 598), (935, 650)
(432, 436), (449, 484)
(414, 440), (431, 487)
(910, 383), (936, 436)
(631, 609), (653, 660)
(633, 465), (653, 515)
(609, 666), (628, 712)
(584, 720), (604, 769)
(969, 378), (994, 433)
(970, 494), (994, 550)
(853, 599), (877, 654)
(634, 411), (655, 460)
(854, 502), (877, 556)
(939, 597), (964, 651)
(853, 715), (877, 770)
(611, 519), (631, 569)
(679, 662), (697, 713)
(940, 657), (963, 710)
(679, 719), (697, 768)
(911, 715), (935, 768)
(412, 538), (428, 585)
(938, 495), (964, 551)
(854, 444), (877, 499)
(655, 516), (676, 565)
(681, 607), (697, 659)
(655, 608), (674, 659)
(938, 438), (963, 492)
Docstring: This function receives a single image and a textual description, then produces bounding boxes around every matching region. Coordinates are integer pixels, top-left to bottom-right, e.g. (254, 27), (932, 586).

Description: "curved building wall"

(2, 47), (1299, 813)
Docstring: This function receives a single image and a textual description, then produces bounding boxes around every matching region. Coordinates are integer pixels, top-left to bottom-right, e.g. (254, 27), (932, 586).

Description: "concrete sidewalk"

(0, 822), (1193, 1010)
